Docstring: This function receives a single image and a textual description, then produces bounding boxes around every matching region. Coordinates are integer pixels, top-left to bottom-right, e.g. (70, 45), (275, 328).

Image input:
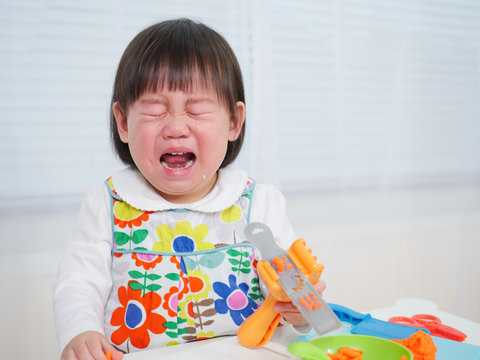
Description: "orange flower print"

(113, 199), (152, 229)
(110, 282), (167, 349)
(132, 253), (163, 270)
(162, 286), (179, 317)
(162, 273), (189, 317)
(178, 297), (196, 325)
(187, 269), (212, 302)
(170, 256), (182, 270)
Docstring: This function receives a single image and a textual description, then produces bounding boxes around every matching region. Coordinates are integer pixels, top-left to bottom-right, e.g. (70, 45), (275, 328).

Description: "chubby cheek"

(199, 129), (229, 161)
(128, 127), (159, 163)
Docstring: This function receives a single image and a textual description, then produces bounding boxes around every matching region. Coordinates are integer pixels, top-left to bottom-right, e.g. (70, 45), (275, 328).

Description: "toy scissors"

(389, 314), (467, 342)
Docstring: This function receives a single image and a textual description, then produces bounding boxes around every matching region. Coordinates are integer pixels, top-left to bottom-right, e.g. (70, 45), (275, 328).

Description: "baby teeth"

(161, 159), (194, 170)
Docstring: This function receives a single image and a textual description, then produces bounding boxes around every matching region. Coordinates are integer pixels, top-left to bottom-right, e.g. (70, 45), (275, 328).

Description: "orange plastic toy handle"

(238, 238), (324, 347)
(237, 295), (282, 347)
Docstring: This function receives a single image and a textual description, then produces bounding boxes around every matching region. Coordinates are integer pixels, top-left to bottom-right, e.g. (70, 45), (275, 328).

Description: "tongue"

(161, 153), (194, 169)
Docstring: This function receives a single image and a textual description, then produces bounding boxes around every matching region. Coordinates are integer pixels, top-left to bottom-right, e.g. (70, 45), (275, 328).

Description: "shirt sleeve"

(248, 183), (296, 251)
(53, 183), (113, 353)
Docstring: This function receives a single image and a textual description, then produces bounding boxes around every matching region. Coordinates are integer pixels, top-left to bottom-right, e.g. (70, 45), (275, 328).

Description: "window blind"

(0, 0), (254, 206)
(269, 0), (480, 189)
(1, 0), (479, 207)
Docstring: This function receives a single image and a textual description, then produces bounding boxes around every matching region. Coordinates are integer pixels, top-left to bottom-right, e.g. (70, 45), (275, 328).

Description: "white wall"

(0, 206), (77, 359)
(285, 183), (480, 322)
(0, 183), (479, 359)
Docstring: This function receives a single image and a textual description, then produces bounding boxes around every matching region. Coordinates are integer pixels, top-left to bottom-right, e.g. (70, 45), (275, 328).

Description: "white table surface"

(124, 298), (480, 359)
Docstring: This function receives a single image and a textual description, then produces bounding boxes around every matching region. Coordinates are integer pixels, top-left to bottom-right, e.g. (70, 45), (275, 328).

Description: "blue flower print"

(213, 274), (258, 325)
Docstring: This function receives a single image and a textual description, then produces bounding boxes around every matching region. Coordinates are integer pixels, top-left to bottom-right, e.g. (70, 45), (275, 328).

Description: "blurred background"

(1, 0), (479, 358)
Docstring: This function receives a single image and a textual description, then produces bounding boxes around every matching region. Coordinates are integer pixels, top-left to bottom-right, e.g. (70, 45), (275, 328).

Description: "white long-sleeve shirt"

(53, 166), (296, 352)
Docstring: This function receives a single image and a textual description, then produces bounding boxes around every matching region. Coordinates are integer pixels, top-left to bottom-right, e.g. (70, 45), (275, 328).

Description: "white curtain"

(0, 0), (262, 204)
(1, 0), (479, 205)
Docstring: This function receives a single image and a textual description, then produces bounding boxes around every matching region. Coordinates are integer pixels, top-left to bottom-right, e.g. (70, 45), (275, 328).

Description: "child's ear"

(113, 102), (129, 143)
(228, 101), (245, 141)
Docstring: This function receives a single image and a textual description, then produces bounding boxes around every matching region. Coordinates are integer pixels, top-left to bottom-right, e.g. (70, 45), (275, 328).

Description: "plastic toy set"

(238, 223), (474, 360)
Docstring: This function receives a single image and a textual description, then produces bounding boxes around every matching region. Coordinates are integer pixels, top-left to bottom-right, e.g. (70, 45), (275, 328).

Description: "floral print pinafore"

(103, 177), (262, 353)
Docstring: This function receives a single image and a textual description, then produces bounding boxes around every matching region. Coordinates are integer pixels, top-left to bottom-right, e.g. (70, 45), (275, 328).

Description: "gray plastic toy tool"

(243, 222), (341, 337)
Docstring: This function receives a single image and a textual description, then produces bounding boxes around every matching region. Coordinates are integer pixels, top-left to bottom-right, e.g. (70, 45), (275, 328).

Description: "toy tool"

(389, 314), (467, 342)
(237, 222), (341, 347)
(329, 303), (429, 340)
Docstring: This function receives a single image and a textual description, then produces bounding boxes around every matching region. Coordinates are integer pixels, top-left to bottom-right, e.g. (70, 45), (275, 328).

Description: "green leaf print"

(198, 252), (225, 268)
(183, 252), (226, 271)
(131, 229), (148, 244)
(249, 293), (262, 300)
(146, 284), (162, 292)
(129, 281), (144, 291)
(128, 270), (162, 296)
(164, 319), (189, 339)
(166, 332), (178, 338)
(228, 258), (240, 266)
(165, 273), (180, 281)
(183, 257), (196, 271)
(226, 249), (241, 257)
(134, 247), (148, 251)
(227, 247), (252, 275)
(146, 273), (161, 281)
(249, 277), (263, 301)
(128, 270), (145, 279)
(164, 321), (177, 330)
(114, 232), (130, 246)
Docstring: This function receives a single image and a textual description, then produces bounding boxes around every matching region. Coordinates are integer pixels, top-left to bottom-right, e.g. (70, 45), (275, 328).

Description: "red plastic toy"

(389, 314), (467, 342)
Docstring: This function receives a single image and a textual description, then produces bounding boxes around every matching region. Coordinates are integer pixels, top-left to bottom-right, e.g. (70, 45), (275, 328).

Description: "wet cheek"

(130, 130), (157, 156)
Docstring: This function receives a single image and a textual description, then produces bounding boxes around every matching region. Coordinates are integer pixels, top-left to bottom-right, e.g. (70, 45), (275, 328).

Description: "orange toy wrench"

(238, 222), (341, 347)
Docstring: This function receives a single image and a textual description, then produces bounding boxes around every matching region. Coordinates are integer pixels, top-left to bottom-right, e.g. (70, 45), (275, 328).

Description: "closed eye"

(187, 111), (211, 118)
(142, 112), (167, 119)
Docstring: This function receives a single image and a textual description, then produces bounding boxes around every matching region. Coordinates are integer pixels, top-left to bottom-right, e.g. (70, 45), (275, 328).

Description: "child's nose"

(162, 112), (190, 138)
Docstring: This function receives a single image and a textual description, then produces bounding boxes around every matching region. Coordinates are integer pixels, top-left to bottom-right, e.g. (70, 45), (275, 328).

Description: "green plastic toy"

(288, 334), (413, 360)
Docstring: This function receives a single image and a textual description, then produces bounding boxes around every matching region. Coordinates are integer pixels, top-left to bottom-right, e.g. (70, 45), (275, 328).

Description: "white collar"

(111, 166), (249, 212)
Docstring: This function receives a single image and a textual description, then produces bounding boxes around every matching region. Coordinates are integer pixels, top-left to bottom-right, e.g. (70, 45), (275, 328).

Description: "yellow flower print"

(221, 205), (242, 223)
(153, 221), (213, 253)
(186, 269), (212, 302)
(197, 331), (217, 340)
(178, 295), (196, 326)
(113, 200), (151, 228)
(177, 269), (213, 326)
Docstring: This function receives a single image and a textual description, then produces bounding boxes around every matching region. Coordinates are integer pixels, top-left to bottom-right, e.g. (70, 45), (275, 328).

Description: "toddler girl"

(54, 18), (324, 360)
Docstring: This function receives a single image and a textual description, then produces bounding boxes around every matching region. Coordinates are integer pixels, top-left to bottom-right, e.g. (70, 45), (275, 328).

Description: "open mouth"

(160, 152), (196, 170)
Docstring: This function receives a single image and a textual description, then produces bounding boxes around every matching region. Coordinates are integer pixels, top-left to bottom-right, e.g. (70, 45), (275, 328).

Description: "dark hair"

(110, 18), (245, 168)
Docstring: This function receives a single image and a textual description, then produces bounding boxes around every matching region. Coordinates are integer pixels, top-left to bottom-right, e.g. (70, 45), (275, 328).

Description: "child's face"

(114, 84), (245, 204)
